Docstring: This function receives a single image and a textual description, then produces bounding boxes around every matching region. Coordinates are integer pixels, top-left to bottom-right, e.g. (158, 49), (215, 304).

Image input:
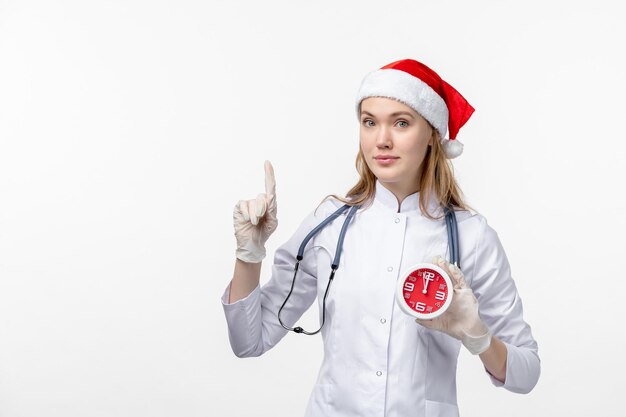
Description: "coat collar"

(373, 180), (442, 216)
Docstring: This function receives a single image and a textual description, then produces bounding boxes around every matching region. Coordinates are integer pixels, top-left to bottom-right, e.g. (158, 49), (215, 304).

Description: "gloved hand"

(233, 160), (278, 263)
(415, 256), (492, 355)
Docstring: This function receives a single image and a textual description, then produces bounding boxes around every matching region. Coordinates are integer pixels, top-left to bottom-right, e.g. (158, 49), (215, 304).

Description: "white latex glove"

(233, 160), (278, 263)
(415, 256), (492, 355)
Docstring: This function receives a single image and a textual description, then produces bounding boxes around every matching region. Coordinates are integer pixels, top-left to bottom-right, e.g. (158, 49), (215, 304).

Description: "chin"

(376, 176), (401, 184)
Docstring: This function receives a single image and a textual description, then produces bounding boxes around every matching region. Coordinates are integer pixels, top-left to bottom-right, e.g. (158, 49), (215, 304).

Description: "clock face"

(395, 263), (453, 320)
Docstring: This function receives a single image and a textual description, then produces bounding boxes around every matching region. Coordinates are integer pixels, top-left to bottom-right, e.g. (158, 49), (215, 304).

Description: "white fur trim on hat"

(356, 68), (449, 139)
(442, 138), (464, 159)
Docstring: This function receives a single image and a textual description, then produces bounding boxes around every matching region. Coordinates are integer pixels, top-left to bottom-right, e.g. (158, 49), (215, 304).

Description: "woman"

(221, 59), (540, 417)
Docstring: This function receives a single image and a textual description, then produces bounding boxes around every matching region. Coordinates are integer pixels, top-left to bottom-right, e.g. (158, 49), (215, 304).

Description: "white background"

(1, 1), (625, 416)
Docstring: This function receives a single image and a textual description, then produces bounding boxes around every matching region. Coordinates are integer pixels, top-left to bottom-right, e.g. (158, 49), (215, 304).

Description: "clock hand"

(422, 275), (431, 294)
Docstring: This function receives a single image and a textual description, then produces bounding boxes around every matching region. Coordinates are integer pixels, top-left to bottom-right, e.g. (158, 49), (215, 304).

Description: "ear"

(428, 128), (436, 147)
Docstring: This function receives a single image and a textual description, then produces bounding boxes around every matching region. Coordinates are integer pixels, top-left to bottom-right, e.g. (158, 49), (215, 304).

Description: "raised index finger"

(264, 160), (276, 197)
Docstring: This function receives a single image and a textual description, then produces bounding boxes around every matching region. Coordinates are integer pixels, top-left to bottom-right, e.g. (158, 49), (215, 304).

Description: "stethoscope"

(277, 203), (460, 335)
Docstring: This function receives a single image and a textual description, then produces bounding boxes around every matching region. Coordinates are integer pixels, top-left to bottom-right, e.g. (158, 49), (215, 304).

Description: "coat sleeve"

(221, 204), (330, 358)
(468, 215), (541, 394)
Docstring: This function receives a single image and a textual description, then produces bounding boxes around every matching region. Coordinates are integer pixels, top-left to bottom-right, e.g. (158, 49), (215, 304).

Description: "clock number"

(435, 291), (446, 301)
(404, 282), (415, 292)
(415, 302), (426, 312)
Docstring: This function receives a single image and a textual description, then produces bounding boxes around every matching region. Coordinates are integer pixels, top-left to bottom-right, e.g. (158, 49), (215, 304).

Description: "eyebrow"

(360, 110), (415, 119)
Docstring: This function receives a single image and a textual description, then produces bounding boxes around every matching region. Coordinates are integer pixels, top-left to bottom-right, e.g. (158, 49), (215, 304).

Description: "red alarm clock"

(395, 263), (454, 320)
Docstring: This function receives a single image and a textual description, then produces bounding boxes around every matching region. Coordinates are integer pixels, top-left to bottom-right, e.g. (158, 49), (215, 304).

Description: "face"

(359, 97), (433, 196)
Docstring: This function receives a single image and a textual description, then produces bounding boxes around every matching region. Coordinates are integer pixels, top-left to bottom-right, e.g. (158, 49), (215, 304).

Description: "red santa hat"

(356, 59), (475, 158)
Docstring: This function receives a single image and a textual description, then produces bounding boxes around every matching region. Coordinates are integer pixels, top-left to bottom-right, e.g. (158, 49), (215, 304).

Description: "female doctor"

(221, 59), (540, 417)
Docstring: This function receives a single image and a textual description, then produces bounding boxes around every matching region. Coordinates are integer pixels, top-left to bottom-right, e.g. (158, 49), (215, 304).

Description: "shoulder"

(291, 196), (346, 237)
(312, 196), (345, 218)
(452, 210), (510, 286)
(453, 208), (501, 249)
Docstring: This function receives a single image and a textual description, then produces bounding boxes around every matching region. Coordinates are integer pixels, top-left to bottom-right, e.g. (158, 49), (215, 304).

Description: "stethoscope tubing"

(279, 202), (459, 335)
(444, 206), (460, 269)
(278, 204), (360, 335)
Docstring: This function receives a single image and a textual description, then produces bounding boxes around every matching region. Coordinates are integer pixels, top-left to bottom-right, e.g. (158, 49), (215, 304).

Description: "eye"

(396, 120), (409, 128)
(362, 119), (375, 127)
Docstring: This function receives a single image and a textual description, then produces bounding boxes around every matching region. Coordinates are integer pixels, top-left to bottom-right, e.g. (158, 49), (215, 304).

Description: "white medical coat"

(222, 181), (540, 417)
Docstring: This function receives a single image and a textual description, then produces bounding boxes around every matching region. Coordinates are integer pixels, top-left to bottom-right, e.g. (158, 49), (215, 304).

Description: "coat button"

(394, 217), (400, 223)
(380, 318), (387, 324)
(376, 371), (383, 376)
(387, 266), (393, 272)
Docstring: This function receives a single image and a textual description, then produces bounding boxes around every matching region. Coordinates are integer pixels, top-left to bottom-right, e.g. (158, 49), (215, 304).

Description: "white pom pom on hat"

(442, 138), (464, 159)
(356, 59), (475, 159)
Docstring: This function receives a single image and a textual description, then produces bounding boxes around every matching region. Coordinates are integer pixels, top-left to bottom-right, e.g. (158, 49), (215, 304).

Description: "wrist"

(230, 257), (262, 303)
(235, 238), (267, 263)
(462, 325), (491, 355)
(236, 247), (266, 263)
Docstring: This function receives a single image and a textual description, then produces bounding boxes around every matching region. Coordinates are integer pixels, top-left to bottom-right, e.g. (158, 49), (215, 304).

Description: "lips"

(374, 155), (399, 166)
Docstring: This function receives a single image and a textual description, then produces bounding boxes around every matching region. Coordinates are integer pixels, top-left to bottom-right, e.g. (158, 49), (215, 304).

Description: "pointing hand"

(233, 160), (278, 263)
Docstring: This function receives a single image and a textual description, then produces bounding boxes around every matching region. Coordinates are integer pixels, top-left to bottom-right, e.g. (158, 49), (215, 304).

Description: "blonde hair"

(319, 129), (473, 220)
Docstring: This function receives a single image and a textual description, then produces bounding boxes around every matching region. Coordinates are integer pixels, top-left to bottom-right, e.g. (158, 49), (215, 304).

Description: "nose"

(375, 125), (392, 149)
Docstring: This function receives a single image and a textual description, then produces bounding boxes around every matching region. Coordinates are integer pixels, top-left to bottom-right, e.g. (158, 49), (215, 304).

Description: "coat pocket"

(304, 383), (333, 417)
(425, 399), (459, 417)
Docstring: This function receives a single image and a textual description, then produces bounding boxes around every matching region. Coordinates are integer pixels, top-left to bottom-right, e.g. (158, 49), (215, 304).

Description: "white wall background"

(1, 0), (624, 416)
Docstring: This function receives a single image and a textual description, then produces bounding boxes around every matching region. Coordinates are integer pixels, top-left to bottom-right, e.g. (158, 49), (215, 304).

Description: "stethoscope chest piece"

(395, 263), (454, 320)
